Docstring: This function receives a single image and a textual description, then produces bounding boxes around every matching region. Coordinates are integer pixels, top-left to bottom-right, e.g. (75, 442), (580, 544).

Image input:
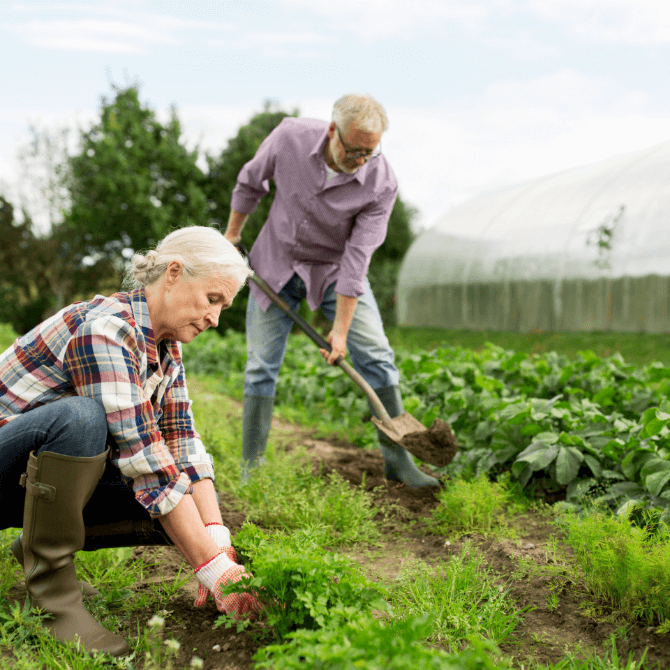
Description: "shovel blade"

(371, 413), (458, 468)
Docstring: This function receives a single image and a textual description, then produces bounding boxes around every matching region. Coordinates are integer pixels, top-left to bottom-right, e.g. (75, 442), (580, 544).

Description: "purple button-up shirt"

(231, 117), (398, 312)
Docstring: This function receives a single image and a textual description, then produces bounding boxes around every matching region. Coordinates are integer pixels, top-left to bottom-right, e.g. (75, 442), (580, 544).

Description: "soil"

(8, 413), (670, 669)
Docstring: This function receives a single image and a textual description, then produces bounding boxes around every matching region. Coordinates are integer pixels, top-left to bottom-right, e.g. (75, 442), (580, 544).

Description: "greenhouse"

(397, 139), (670, 333)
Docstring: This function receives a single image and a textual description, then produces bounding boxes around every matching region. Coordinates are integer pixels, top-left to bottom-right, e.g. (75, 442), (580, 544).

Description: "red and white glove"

(194, 552), (262, 620)
(195, 523), (237, 606)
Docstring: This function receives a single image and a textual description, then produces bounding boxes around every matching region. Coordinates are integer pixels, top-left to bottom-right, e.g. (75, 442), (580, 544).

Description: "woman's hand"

(195, 523), (237, 605)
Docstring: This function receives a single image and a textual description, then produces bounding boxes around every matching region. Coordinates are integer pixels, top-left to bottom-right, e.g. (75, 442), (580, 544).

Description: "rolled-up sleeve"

(159, 362), (214, 485)
(335, 182), (397, 297)
(62, 316), (193, 519)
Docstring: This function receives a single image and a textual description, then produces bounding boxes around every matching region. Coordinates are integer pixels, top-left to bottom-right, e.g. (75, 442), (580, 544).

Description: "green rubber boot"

(241, 395), (275, 483)
(21, 449), (131, 657)
(371, 385), (440, 488)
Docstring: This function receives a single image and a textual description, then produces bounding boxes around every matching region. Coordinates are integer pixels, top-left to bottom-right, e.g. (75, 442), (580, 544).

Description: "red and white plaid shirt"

(0, 288), (214, 518)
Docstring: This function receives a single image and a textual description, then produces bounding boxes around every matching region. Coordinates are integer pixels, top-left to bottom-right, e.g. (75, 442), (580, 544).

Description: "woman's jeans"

(244, 275), (400, 397)
(0, 396), (150, 530)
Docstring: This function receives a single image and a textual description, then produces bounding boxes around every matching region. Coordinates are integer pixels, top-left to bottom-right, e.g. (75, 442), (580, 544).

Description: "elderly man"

(225, 93), (439, 488)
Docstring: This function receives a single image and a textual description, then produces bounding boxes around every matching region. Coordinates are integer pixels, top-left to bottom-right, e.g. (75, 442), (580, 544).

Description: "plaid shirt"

(0, 288), (214, 519)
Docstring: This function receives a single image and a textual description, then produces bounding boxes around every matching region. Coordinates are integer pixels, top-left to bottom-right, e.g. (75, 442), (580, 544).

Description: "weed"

(560, 507), (670, 624)
(74, 547), (145, 609)
(546, 588), (560, 612)
(0, 529), (21, 594)
(552, 635), (648, 669)
(389, 542), (522, 650)
(427, 475), (512, 537)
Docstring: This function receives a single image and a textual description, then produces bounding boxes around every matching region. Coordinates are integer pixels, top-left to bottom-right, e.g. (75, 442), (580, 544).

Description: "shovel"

(243, 263), (458, 468)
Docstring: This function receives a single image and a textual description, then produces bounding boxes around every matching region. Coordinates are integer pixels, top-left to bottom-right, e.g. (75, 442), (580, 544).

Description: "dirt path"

(133, 418), (670, 670)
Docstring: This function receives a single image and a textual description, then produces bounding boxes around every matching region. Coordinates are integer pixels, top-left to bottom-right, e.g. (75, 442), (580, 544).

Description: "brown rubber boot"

(11, 534), (101, 598)
(21, 449), (130, 657)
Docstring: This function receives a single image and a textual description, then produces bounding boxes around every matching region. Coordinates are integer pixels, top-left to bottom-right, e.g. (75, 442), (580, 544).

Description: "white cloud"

(205, 29), (337, 57)
(527, 0), (670, 43)
(2, 4), (234, 53)
(277, 0), (492, 39)
(280, 0), (670, 45)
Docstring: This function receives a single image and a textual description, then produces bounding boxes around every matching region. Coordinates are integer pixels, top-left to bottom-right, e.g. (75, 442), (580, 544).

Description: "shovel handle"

(237, 246), (393, 425)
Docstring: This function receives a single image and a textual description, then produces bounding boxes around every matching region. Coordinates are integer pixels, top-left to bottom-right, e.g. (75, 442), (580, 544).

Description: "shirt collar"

(128, 287), (180, 368)
(128, 288), (159, 367)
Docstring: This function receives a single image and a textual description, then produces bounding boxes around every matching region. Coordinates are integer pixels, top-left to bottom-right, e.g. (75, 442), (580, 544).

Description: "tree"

(63, 85), (210, 265)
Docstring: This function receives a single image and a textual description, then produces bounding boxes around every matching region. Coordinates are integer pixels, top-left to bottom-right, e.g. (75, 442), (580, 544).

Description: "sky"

(2, 0), (670, 231)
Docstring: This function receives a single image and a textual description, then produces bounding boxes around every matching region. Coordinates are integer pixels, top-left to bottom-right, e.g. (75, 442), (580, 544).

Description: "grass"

(389, 543), (522, 650)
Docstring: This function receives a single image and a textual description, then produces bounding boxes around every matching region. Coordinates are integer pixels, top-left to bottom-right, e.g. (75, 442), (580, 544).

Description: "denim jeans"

(244, 274), (400, 397)
(0, 396), (149, 530)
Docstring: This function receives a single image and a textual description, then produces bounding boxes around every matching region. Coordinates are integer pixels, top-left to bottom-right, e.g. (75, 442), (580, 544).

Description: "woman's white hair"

(124, 226), (253, 293)
(332, 93), (388, 135)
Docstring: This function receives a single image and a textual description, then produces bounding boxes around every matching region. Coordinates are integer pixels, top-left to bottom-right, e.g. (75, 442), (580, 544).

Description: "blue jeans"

(244, 274), (400, 397)
(0, 397), (149, 530)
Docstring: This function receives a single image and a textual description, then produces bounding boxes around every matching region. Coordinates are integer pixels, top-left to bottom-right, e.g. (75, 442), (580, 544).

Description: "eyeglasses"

(335, 124), (381, 160)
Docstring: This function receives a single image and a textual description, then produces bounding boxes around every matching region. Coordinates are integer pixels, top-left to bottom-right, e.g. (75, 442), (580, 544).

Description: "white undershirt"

(324, 164), (338, 183)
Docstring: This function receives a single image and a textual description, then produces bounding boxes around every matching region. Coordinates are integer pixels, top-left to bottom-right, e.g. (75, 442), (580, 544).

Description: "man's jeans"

(244, 274), (400, 397)
(0, 396), (149, 530)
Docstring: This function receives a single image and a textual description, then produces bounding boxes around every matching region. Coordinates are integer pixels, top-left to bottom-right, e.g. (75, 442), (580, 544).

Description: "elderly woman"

(0, 226), (259, 657)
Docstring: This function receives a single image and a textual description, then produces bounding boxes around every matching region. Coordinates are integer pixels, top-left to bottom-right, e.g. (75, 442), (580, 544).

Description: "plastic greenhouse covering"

(397, 139), (670, 333)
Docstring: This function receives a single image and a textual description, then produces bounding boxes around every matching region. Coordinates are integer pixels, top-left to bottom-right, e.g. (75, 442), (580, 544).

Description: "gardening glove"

(196, 523), (237, 605)
(194, 551), (262, 620)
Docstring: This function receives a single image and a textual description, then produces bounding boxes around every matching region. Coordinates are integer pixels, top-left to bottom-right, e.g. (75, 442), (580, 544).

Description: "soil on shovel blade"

(401, 418), (459, 467)
(122, 415), (670, 670)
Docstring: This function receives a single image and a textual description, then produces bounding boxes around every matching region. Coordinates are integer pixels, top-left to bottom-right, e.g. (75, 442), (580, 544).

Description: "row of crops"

(183, 330), (670, 518)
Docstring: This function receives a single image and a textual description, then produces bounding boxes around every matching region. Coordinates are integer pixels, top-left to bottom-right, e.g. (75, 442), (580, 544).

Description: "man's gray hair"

(332, 94), (388, 134)
(124, 225), (253, 291)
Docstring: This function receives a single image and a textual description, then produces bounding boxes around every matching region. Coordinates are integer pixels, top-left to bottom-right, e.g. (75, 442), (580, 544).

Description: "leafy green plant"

(426, 475), (511, 536)
(253, 615), (511, 670)
(389, 545), (521, 650)
(185, 329), (670, 515)
(218, 524), (388, 641)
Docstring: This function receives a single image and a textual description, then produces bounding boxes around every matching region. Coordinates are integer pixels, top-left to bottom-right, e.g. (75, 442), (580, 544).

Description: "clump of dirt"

(400, 418), (458, 467)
